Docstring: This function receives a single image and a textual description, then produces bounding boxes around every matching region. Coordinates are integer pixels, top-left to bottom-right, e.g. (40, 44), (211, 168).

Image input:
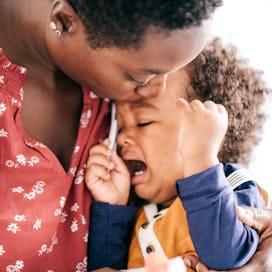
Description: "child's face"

(117, 70), (190, 207)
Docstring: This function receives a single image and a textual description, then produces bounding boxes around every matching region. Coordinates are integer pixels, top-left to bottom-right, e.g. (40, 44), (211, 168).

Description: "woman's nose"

(136, 74), (167, 98)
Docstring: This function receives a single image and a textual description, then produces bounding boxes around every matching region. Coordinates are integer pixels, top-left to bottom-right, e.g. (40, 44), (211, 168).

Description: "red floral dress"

(0, 49), (109, 271)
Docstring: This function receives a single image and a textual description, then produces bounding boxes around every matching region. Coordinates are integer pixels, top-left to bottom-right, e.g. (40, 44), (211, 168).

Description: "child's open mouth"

(124, 160), (147, 178)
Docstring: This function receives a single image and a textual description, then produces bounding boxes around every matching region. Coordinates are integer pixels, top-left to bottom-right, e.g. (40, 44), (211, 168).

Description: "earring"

(49, 21), (62, 37)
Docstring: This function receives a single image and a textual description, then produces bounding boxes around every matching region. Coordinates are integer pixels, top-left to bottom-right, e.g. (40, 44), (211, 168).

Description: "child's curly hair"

(188, 37), (271, 165)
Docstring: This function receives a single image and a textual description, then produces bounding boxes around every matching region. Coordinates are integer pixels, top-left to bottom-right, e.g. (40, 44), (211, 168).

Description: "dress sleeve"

(176, 163), (264, 270)
(88, 201), (138, 270)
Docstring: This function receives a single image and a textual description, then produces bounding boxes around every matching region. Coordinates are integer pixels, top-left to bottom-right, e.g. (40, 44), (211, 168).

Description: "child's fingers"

(176, 98), (191, 113)
(89, 142), (112, 158)
(111, 150), (130, 175)
(189, 99), (206, 112)
(87, 153), (114, 171)
(203, 100), (217, 111)
(216, 103), (227, 114)
(86, 164), (110, 185)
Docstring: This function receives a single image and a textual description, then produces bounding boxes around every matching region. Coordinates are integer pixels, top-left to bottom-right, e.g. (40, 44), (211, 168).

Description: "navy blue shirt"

(88, 163), (264, 270)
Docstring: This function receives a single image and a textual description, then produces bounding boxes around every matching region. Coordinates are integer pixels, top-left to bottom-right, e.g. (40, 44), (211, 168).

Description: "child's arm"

(176, 164), (264, 270)
(88, 201), (138, 270)
(86, 139), (135, 270)
(175, 99), (262, 270)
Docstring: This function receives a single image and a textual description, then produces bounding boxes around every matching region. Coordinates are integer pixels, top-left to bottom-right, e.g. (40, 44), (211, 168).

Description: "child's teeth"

(134, 171), (144, 176)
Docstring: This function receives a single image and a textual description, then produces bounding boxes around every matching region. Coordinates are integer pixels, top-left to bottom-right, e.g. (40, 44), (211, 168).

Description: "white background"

(210, 0), (272, 194)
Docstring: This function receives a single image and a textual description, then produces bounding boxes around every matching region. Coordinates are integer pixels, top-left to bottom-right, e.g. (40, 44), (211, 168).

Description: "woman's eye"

(137, 121), (153, 127)
(128, 75), (148, 87)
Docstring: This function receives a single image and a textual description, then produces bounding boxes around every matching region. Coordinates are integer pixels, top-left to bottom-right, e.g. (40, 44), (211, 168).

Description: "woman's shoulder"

(0, 48), (27, 103)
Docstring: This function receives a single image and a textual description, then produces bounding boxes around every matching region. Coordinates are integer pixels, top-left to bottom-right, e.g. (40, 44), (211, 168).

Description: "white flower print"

(24, 191), (36, 200)
(60, 196), (66, 208)
(25, 141), (46, 148)
(33, 219), (42, 230)
(5, 160), (18, 168)
(80, 109), (92, 128)
(3, 61), (11, 69)
(11, 97), (19, 106)
(54, 208), (61, 217)
(60, 211), (68, 223)
(75, 257), (87, 272)
(23, 181), (45, 200)
(74, 145), (80, 153)
(75, 175), (83, 185)
(74, 169), (85, 185)
(71, 219), (79, 232)
(89, 91), (98, 99)
(0, 245), (5, 256)
(69, 167), (77, 176)
(32, 181), (45, 194)
(38, 244), (48, 255)
(38, 233), (58, 256)
(70, 203), (80, 212)
(14, 215), (26, 222)
(20, 67), (26, 74)
(6, 260), (24, 272)
(11, 186), (24, 193)
(7, 223), (21, 234)
(83, 231), (88, 243)
(0, 75), (4, 84)
(16, 154), (27, 166)
(19, 87), (24, 101)
(0, 102), (7, 116)
(10, 181), (45, 200)
(6, 154), (39, 169)
(81, 215), (86, 225)
(0, 128), (8, 137)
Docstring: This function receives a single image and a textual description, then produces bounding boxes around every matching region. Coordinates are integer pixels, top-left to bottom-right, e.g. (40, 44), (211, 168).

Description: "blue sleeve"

(176, 163), (265, 270)
(87, 201), (138, 270)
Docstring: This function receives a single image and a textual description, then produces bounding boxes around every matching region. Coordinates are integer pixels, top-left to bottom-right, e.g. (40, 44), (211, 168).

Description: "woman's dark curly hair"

(67, 0), (222, 48)
(188, 37), (271, 165)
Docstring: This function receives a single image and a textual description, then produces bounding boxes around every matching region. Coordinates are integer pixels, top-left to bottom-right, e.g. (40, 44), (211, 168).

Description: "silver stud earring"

(49, 21), (62, 37)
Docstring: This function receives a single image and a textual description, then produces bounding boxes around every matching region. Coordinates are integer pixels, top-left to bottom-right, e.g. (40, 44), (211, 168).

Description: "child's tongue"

(124, 160), (147, 177)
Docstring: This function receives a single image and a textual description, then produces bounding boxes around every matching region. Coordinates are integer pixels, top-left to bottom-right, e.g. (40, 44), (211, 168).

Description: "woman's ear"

(49, 0), (80, 37)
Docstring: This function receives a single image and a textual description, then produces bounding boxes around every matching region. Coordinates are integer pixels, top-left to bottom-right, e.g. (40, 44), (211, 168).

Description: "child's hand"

(86, 139), (131, 205)
(177, 99), (228, 177)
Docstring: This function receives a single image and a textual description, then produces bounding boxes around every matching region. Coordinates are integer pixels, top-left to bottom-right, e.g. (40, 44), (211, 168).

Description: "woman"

(0, 0), (271, 271)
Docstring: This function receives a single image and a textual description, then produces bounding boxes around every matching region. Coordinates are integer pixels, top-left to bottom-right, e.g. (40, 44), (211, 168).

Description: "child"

(86, 38), (271, 271)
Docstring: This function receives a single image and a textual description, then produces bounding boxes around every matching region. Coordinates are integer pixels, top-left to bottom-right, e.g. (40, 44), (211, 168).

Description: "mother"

(0, 1), (270, 271)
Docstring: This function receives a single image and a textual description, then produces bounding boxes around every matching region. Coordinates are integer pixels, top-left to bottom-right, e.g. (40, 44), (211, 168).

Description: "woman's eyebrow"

(139, 68), (165, 75)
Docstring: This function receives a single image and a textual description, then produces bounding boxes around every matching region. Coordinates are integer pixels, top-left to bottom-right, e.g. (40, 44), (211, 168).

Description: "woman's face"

(48, 20), (211, 101)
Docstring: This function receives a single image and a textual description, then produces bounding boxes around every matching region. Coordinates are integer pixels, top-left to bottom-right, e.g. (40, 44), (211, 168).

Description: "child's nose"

(117, 129), (135, 148)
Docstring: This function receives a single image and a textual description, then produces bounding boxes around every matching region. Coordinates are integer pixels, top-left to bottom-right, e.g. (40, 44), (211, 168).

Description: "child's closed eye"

(137, 121), (153, 127)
